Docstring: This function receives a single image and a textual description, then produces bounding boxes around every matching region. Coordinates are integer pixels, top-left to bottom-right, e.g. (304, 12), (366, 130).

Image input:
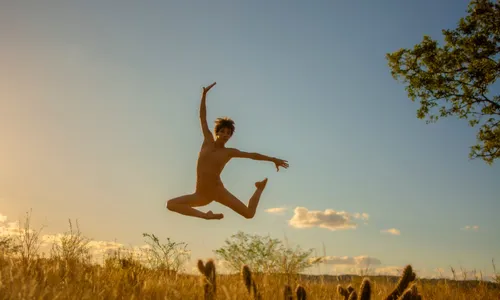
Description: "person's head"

(214, 117), (235, 144)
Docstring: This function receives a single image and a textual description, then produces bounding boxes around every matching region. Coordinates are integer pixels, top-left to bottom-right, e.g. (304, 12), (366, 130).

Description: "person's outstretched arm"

(228, 148), (289, 171)
(200, 82), (216, 142)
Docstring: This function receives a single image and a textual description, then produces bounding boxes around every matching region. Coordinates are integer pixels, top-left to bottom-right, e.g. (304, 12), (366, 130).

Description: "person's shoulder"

(224, 147), (239, 153)
(224, 147), (243, 157)
(200, 140), (214, 150)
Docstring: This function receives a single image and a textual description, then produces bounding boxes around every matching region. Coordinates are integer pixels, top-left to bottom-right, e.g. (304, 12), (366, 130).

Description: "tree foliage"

(16, 210), (45, 264)
(386, 0), (500, 164)
(141, 233), (191, 273)
(213, 231), (315, 274)
(0, 235), (20, 255)
(50, 219), (92, 263)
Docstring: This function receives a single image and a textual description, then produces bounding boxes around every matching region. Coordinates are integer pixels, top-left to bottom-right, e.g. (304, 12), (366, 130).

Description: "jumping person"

(166, 82), (289, 220)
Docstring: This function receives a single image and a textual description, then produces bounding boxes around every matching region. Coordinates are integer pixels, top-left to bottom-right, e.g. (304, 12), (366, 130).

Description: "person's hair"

(214, 117), (235, 135)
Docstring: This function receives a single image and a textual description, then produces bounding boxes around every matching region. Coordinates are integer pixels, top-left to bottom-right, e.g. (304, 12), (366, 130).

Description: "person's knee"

(244, 210), (255, 219)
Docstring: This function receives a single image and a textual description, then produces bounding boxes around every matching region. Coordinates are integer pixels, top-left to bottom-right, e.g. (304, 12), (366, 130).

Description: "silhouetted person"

(166, 82), (289, 220)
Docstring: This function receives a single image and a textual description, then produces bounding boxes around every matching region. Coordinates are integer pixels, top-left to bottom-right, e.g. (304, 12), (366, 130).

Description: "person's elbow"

(232, 150), (255, 159)
(247, 152), (259, 160)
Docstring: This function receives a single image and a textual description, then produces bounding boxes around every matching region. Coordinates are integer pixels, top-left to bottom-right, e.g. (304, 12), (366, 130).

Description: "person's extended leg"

(166, 193), (223, 220)
(215, 178), (268, 219)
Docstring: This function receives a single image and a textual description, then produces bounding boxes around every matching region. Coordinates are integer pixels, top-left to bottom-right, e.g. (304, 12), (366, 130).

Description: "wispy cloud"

(461, 225), (479, 231)
(310, 257), (406, 277)
(288, 207), (368, 231)
(0, 212), (45, 239)
(374, 266), (405, 276)
(381, 228), (401, 236)
(40, 233), (177, 265)
(312, 255), (382, 266)
(0, 220), (23, 238)
(264, 207), (287, 215)
(1, 211), (191, 268)
(41, 233), (131, 259)
(353, 213), (370, 221)
(1, 212), (127, 255)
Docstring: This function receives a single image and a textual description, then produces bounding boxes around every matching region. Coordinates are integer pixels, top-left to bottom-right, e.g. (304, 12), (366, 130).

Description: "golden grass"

(1, 255), (499, 300)
(1, 214), (498, 299)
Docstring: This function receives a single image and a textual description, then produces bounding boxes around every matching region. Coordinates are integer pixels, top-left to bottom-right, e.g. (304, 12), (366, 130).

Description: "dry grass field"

(0, 215), (498, 299)
(1, 254), (499, 299)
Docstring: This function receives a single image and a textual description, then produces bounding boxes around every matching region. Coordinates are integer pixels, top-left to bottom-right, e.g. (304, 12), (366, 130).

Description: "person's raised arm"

(228, 148), (289, 172)
(200, 82), (216, 142)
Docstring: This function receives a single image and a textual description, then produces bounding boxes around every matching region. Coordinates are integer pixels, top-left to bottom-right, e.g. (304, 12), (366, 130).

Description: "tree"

(50, 219), (92, 263)
(386, 0), (500, 165)
(16, 210), (45, 265)
(213, 231), (315, 274)
(141, 233), (191, 273)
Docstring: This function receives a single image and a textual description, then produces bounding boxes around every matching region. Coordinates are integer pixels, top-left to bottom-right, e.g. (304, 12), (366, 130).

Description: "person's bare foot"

(255, 178), (268, 190)
(205, 210), (224, 220)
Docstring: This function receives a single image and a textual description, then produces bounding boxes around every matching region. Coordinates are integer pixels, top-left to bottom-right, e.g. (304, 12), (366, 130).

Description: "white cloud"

(41, 233), (156, 264)
(0, 220), (23, 237)
(312, 255), (382, 266)
(40, 233), (127, 260)
(41, 233), (129, 257)
(373, 266), (404, 276)
(381, 228), (401, 235)
(88, 240), (125, 256)
(462, 225), (479, 231)
(0, 211), (190, 268)
(264, 207), (287, 215)
(0, 213), (45, 239)
(322, 264), (403, 277)
(288, 207), (368, 231)
(353, 213), (370, 221)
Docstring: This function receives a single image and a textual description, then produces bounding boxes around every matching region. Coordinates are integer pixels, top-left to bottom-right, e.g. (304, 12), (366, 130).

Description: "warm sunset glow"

(1, 1), (498, 294)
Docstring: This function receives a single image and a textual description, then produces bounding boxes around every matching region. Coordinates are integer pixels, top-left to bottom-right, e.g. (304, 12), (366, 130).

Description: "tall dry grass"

(0, 213), (498, 299)
(1, 256), (499, 299)
(0, 250), (500, 300)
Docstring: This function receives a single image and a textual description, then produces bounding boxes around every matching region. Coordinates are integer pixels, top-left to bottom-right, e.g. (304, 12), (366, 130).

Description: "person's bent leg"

(166, 194), (223, 220)
(216, 178), (268, 219)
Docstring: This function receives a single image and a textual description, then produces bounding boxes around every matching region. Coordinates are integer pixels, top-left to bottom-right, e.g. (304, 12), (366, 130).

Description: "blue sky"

(1, 0), (499, 278)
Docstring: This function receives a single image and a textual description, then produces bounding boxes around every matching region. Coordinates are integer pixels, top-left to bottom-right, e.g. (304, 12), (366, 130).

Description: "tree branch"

(480, 93), (500, 110)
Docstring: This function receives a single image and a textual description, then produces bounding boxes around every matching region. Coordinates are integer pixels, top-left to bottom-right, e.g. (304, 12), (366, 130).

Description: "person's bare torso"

(195, 141), (231, 198)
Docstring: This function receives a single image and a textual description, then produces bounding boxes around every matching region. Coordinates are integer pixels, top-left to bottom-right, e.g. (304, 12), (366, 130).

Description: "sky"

(1, 0), (499, 279)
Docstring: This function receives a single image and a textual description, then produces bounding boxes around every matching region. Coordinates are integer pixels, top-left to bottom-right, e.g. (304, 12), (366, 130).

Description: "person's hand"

(203, 82), (216, 94)
(273, 158), (289, 172)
